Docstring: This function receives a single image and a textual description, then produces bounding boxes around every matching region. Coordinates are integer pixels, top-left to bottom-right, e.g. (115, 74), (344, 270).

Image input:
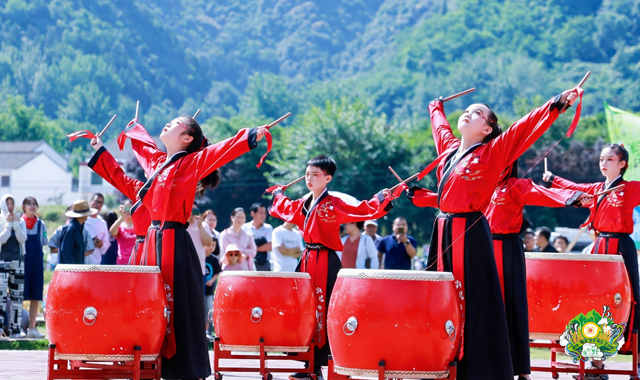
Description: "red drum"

(213, 271), (315, 352)
(46, 265), (168, 361)
(327, 269), (462, 379)
(526, 252), (632, 340)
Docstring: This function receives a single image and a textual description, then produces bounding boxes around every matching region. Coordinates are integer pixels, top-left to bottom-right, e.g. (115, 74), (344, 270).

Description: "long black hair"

(180, 116), (221, 196)
(482, 103), (502, 143)
(497, 159), (519, 185)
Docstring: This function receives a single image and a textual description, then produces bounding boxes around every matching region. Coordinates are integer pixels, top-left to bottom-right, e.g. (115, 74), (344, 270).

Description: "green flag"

(605, 101), (640, 181)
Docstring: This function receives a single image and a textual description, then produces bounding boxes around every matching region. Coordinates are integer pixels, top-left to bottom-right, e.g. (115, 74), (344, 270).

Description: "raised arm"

(490, 89), (579, 168)
(119, 121), (167, 176)
(429, 100), (460, 155)
(88, 146), (145, 202)
(193, 128), (259, 181)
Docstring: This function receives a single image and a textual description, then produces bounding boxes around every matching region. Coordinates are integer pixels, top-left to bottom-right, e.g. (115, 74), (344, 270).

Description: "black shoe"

(289, 373), (312, 380)
(574, 362), (608, 380)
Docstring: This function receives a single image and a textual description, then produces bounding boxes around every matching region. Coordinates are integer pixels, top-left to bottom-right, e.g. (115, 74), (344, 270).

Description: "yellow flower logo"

(583, 322), (599, 338)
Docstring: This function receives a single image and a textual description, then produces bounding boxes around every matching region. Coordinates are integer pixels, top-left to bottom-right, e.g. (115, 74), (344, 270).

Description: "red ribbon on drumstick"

(66, 114), (117, 142)
(564, 71), (589, 137)
(256, 112), (291, 169)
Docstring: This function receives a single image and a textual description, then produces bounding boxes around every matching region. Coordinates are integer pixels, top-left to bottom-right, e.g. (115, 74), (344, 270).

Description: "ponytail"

(482, 103), (502, 143)
(181, 116), (221, 196)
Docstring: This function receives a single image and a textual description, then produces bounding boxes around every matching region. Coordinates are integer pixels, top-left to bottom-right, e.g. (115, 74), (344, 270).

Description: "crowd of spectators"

(0, 190), (595, 339)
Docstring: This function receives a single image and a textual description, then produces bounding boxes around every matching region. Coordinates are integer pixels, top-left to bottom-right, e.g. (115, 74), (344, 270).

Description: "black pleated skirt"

(493, 233), (530, 375)
(160, 227), (210, 379)
(428, 212), (513, 380)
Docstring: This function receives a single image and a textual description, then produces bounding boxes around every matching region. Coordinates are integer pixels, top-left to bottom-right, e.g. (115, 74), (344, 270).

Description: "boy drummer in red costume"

(268, 155), (396, 380)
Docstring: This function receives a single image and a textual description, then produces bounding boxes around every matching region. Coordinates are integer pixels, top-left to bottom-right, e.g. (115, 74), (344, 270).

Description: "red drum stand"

(213, 337), (316, 380)
(47, 343), (161, 380)
(530, 330), (639, 380)
(327, 356), (457, 380)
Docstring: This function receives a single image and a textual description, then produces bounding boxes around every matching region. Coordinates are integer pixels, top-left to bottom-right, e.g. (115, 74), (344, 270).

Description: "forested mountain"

(1, 0), (639, 239)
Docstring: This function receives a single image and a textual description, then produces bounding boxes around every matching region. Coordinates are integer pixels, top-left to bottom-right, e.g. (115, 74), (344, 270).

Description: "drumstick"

(97, 114), (117, 138)
(577, 71), (591, 88)
(284, 175), (305, 188)
(135, 100), (140, 121)
(443, 88), (475, 103)
(544, 157), (548, 173)
(193, 109), (201, 120)
(390, 172), (420, 192)
(266, 112), (292, 129)
(261, 175), (305, 199)
(388, 166), (403, 183)
(565, 225), (588, 253)
(560, 71), (590, 113)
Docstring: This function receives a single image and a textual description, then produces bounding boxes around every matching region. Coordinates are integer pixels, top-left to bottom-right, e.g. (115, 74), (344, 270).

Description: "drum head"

(220, 271), (311, 280)
(54, 264), (161, 273)
(525, 252), (625, 263)
(337, 269), (454, 281)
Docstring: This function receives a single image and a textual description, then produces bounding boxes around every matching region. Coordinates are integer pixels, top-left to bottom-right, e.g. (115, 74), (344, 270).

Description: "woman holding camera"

(109, 199), (136, 265)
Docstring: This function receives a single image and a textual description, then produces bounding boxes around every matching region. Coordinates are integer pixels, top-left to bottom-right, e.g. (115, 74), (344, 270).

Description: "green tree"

(0, 95), (66, 151)
(266, 98), (437, 242)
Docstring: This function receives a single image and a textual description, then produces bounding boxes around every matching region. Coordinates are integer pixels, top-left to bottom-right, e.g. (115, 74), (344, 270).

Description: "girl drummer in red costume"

(91, 117), (269, 380)
(543, 143), (640, 376)
(87, 123), (156, 265)
(408, 87), (580, 380)
(409, 161), (589, 380)
(484, 160), (588, 380)
(89, 119), (176, 265)
(268, 155), (395, 380)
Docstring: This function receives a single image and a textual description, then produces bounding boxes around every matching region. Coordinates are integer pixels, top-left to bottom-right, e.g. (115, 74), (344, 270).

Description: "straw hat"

(221, 243), (246, 266)
(65, 200), (99, 218)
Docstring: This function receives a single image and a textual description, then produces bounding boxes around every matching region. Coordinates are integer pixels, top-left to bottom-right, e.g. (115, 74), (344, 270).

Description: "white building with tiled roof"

(0, 140), (78, 205)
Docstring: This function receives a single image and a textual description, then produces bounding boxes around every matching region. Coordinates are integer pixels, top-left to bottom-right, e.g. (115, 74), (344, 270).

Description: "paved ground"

(0, 350), (637, 379)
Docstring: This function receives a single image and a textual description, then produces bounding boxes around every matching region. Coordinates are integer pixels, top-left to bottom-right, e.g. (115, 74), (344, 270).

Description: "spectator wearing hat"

(220, 243), (252, 271)
(364, 220), (382, 246)
(50, 200), (96, 264)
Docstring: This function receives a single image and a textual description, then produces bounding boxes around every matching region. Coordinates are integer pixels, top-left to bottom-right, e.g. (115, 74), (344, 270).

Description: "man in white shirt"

(242, 203), (273, 271)
(271, 222), (304, 272)
(83, 193), (111, 265)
